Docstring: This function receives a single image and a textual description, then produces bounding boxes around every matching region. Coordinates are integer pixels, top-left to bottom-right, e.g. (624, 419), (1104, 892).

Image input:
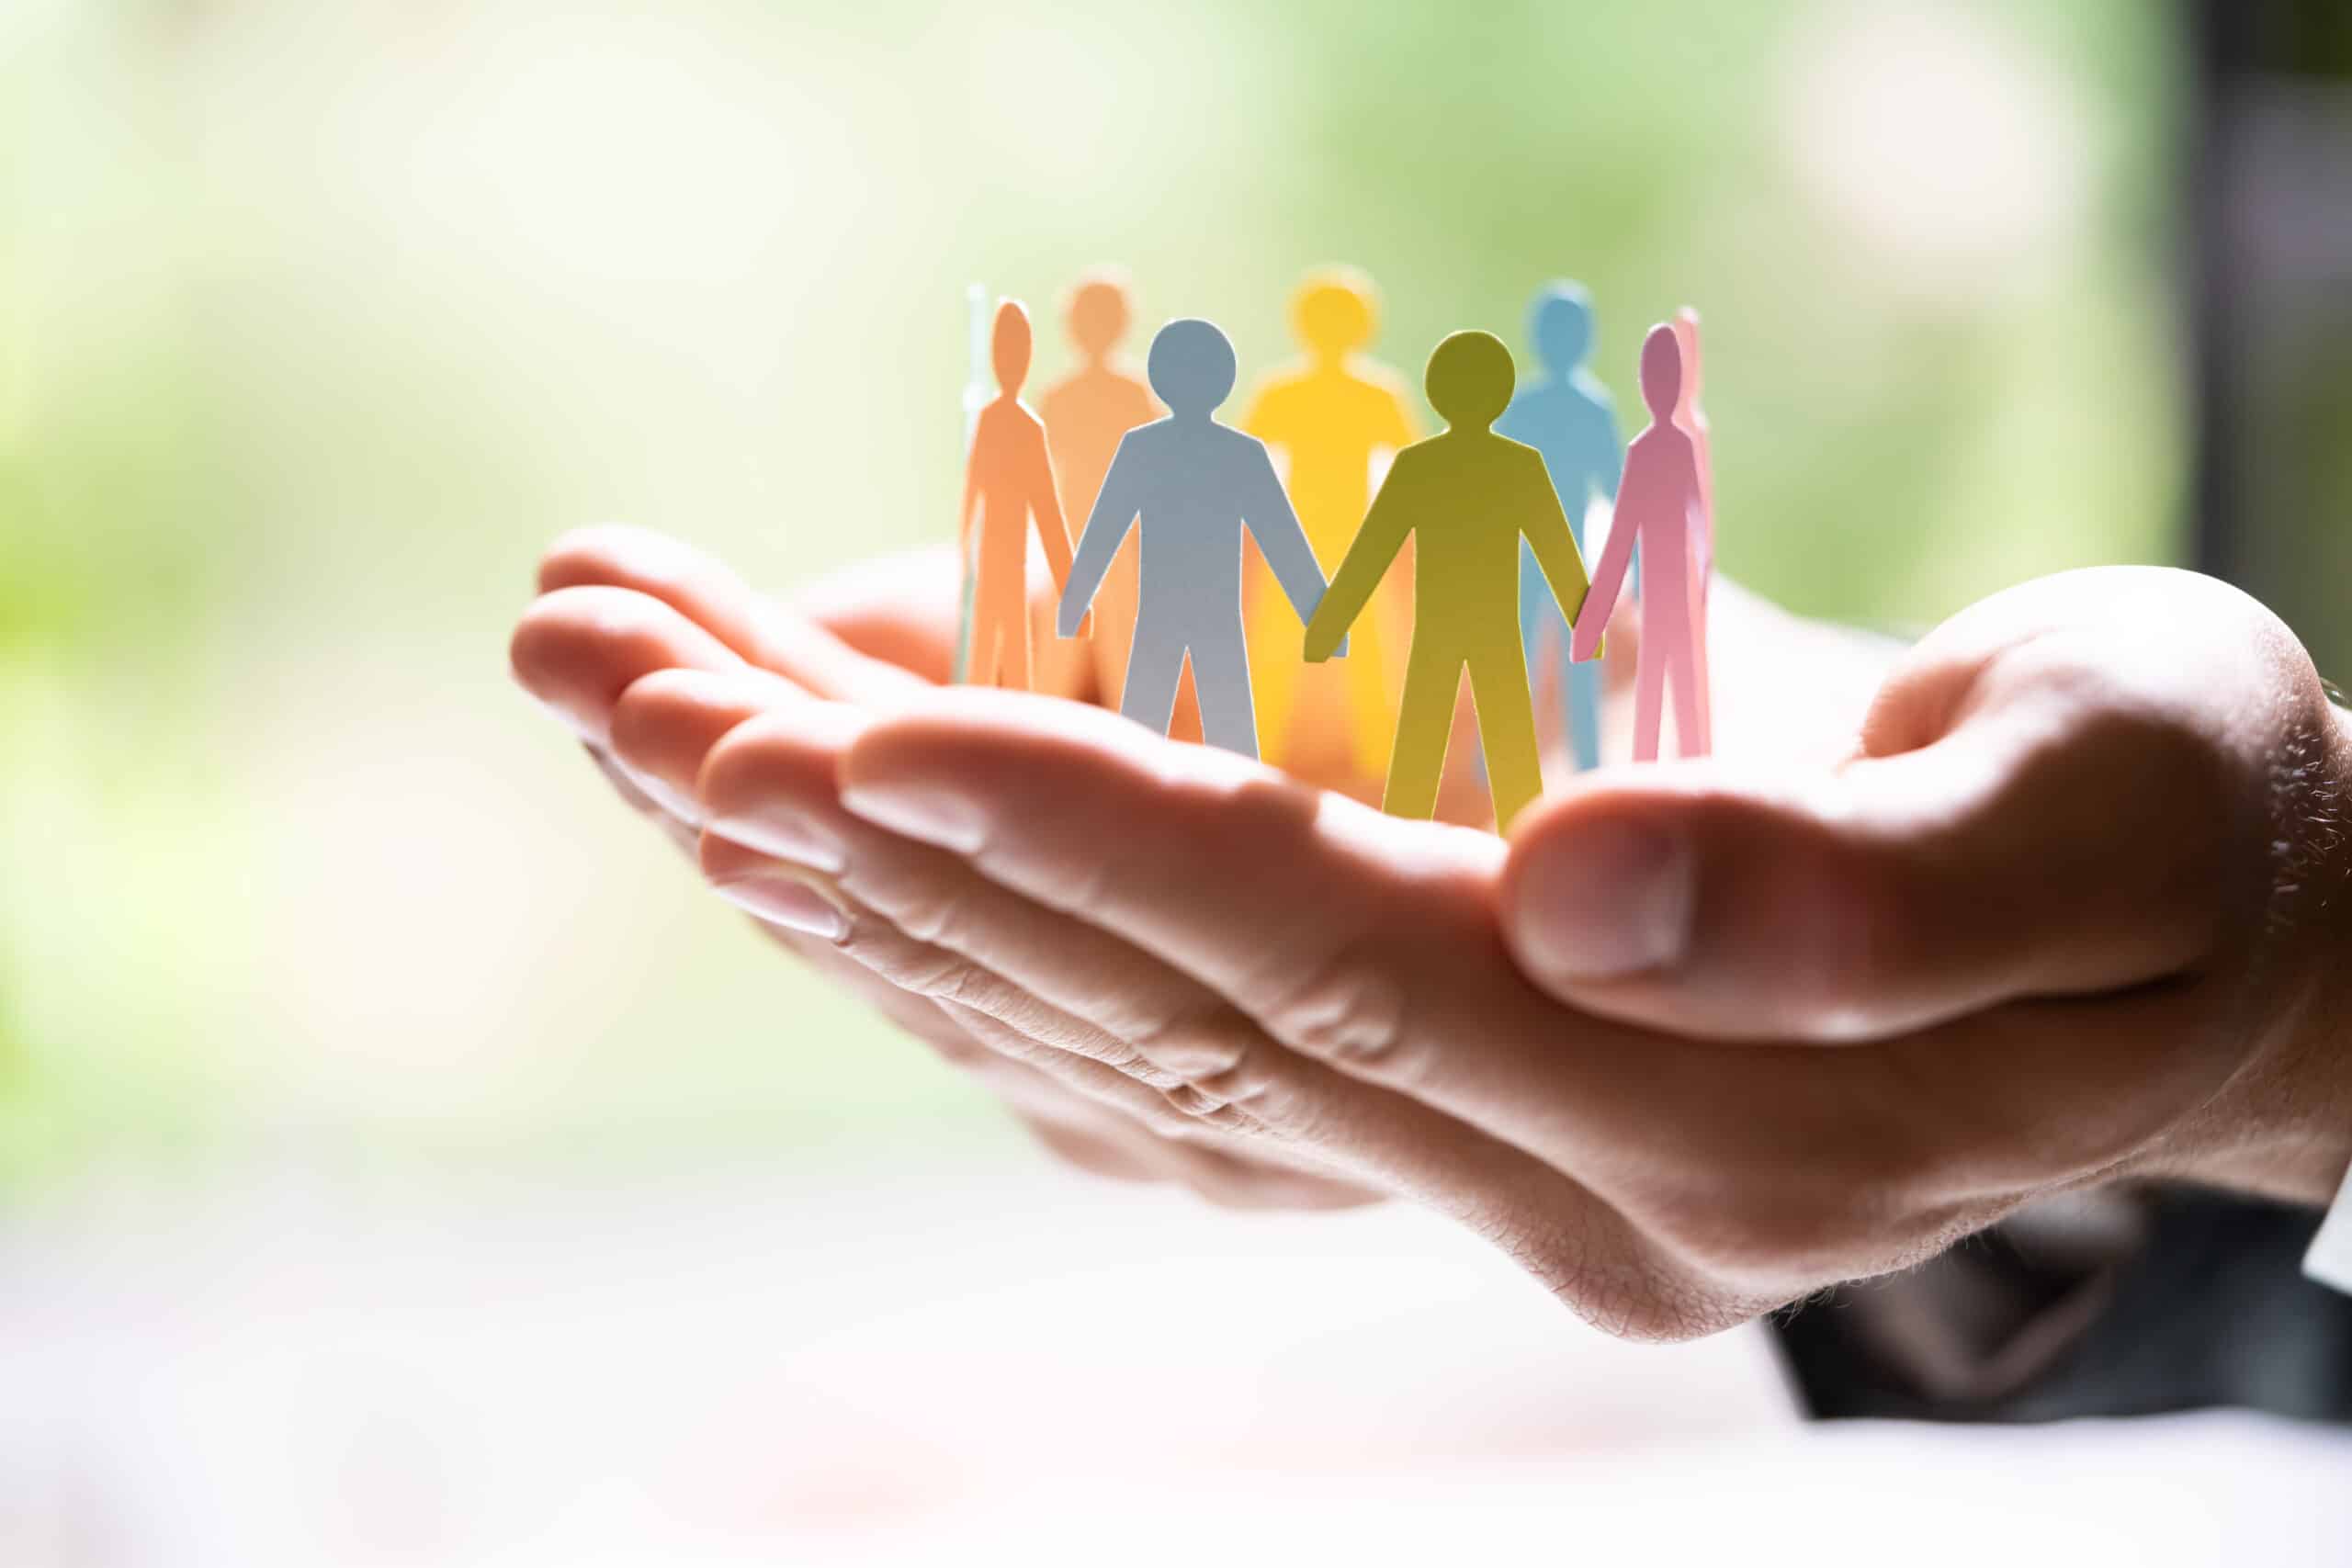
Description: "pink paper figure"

(1672, 308), (1714, 754)
(1572, 323), (1708, 761)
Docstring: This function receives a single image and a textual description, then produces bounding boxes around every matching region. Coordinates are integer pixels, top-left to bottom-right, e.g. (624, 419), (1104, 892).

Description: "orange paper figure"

(1573, 324), (1706, 761)
(1671, 307), (1715, 753)
(1303, 331), (1596, 834)
(958, 299), (1083, 690)
(1040, 272), (1161, 705)
(1241, 268), (1419, 776)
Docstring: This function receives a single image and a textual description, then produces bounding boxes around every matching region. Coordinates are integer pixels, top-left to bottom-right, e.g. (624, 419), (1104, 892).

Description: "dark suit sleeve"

(1771, 1188), (2352, 1424)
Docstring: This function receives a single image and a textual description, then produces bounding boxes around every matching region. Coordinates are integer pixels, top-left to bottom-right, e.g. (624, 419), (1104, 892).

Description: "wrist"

(2301, 690), (2352, 1200)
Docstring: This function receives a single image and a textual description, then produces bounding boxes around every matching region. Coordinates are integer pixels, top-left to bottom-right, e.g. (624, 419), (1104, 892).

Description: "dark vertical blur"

(2189, 1), (2352, 675)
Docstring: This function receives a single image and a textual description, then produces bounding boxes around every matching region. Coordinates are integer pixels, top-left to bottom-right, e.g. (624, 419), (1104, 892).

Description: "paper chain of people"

(956, 267), (1713, 833)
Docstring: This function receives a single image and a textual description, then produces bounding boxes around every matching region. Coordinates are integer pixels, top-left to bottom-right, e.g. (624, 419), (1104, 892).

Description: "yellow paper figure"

(1241, 268), (1419, 778)
(1304, 331), (1596, 834)
(1040, 271), (1162, 706)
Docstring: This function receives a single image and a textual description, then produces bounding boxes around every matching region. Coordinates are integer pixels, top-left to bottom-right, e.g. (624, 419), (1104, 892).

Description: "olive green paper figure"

(1304, 331), (1597, 833)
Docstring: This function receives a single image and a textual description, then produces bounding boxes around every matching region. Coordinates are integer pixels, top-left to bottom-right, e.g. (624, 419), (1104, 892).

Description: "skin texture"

(512, 525), (2352, 1338)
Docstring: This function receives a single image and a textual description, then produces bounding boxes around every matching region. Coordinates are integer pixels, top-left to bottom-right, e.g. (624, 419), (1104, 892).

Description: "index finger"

(537, 524), (926, 706)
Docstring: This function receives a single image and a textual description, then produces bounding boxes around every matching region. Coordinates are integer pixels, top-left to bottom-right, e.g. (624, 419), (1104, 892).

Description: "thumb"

(1499, 689), (2246, 1043)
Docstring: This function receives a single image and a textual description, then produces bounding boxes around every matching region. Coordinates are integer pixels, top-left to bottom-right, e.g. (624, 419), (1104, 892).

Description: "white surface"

(2, 1153), (2346, 1565)
(2311, 1156), (2352, 1296)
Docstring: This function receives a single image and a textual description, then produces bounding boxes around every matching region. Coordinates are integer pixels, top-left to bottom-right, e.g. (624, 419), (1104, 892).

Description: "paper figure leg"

(1091, 536), (1144, 709)
(1566, 656), (1600, 772)
(1244, 561), (1303, 762)
(1340, 604), (1396, 779)
(1667, 628), (1705, 760)
(970, 543), (1031, 691)
(1632, 637), (1667, 764)
(1519, 545), (1592, 771)
(968, 615), (999, 688)
(1469, 648), (1543, 833)
(973, 594), (1030, 690)
(1688, 575), (1713, 754)
(1382, 648), (1460, 821)
(1120, 617), (1189, 739)
(1002, 584), (1033, 691)
(1187, 630), (1261, 761)
(969, 597), (1014, 688)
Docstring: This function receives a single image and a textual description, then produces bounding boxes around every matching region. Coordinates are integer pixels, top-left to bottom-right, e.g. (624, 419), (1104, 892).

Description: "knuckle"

(1127, 1007), (1253, 1086)
(873, 935), (989, 1007)
(922, 960), (1001, 1016)
(1254, 943), (1414, 1079)
(874, 879), (963, 948)
(695, 719), (781, 817)
(1793, 845), (1925, 1038)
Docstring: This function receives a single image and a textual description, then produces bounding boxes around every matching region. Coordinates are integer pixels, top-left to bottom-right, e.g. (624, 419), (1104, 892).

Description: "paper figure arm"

(1241, 443), (1334, 638)
(1303, 460), (1416, 663)
(1521, 460), (1599, 659)
(1058, 436), (1142, 638)
(1027, 423), (1089, 637)
(1572, 457), (1642, 663)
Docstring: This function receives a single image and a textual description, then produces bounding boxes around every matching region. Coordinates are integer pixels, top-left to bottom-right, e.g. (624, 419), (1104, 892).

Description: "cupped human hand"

(509, 525), (1376, 1211)
(572, 546), (2352, 1338)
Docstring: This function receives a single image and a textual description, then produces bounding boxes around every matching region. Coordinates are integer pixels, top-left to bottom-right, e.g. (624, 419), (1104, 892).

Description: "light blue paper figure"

(1494, 281), (1621, 773)
(1059, 319), (1341, 757)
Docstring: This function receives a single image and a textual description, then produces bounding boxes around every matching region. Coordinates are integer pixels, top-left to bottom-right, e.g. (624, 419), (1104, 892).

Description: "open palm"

(512, 526), (2352, 1336)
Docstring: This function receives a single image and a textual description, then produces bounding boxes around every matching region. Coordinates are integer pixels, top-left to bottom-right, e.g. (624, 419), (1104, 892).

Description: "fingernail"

(709, 872), (850, 940)
(707, 805), (846, 874)
(1516, 819), (1691, 980)
(838, 781), (989, 855)
(620, 764), (706, 829)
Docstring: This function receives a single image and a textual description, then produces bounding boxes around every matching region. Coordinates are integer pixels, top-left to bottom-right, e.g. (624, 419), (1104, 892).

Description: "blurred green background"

(0, 0), (2178, 1189)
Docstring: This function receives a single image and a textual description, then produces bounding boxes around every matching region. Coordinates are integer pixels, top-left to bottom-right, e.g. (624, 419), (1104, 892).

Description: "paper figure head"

(1065, 271), (1134, 363)
(1292, 266), (1378, 361)
(1672, 308), (1703, 411)
(1639, 322), (1683, 420)
(1530, 281), (1596, 378)
(1147, 318), (1237, 418)
(1425, 330), (1514, 432)
(991, 299), (1034, 396)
